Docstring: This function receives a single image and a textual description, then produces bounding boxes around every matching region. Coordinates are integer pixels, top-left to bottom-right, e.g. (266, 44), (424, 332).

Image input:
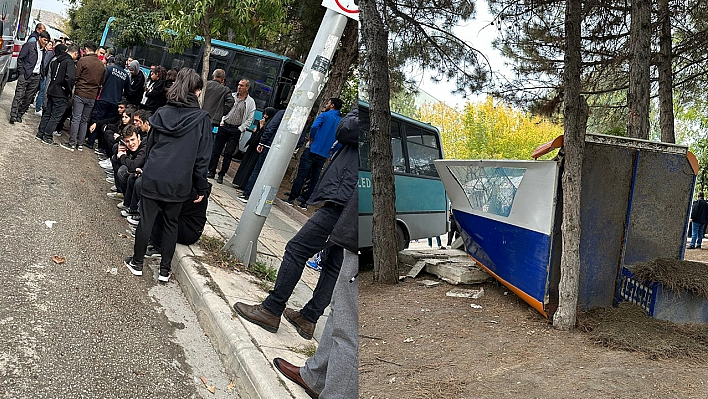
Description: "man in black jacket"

(689, 191), (708, 249)
(200, 69), (234, 136)
(124, 68), (212, 283)
(233, 106), (358, 344)
(10, 30), (50, 124)
(36, 44), (78, 145)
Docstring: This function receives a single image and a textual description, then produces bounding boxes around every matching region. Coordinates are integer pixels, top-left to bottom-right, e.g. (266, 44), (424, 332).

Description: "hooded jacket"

(99, 64), (131, 105)
(127, 60), (145, 105)
(46, 52), (76, 99)
(142, 93), (212, 202)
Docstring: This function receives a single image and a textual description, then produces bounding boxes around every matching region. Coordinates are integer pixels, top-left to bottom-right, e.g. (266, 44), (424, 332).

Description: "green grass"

(250, 261), (277, 282)
(290, 343), (317, 358)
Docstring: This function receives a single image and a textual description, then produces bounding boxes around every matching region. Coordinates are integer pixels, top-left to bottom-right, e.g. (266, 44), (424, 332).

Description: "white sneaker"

(35, 110), (42, 116)
(107, 192), (124, 200)
(99, 160), (111, 168)
(52, 131), (61, 136)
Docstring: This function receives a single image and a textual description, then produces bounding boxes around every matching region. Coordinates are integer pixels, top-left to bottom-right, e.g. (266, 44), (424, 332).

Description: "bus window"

(226, 53), (280, 110)
(391, 122), (406, 173)
(15, 0), (32, 40)
(163, 42), (201, 71)
(405, 125), (440, 177)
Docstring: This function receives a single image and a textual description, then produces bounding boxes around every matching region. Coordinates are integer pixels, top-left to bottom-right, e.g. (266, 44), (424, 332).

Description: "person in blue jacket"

(283, 98), (342, 209)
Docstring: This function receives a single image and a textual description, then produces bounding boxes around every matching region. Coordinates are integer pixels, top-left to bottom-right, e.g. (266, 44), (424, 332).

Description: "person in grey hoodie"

(124, 67), (212, 282)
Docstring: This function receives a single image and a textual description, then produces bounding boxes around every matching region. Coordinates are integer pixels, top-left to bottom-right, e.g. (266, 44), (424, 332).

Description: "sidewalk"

(170, 169), (323, 399)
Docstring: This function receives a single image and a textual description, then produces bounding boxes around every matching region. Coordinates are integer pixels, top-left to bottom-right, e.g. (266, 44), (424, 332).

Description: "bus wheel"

(395, 224), (409, 252)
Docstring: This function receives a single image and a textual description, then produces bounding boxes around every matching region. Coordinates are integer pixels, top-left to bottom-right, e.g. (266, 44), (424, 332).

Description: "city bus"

(358, 101), (448, 252)
(99, 17), (303, 126)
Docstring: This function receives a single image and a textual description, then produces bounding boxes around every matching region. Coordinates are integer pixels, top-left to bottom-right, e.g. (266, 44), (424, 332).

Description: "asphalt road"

(0, 83), (238, 398)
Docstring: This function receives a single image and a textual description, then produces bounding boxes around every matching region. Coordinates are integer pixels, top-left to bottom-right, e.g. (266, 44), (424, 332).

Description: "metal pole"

(223, 9), (349, 265)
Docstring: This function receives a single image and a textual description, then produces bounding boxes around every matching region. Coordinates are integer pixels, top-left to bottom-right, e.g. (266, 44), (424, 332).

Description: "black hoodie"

(142, 93), (212, 202)
(46, 52), (76, 99)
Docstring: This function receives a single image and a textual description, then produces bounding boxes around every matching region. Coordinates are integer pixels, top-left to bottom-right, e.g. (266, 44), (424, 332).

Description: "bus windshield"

(358, 101), (448, 251)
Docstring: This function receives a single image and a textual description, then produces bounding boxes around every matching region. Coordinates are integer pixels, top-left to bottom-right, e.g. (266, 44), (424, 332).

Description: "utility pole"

(223, 7), (353, 265)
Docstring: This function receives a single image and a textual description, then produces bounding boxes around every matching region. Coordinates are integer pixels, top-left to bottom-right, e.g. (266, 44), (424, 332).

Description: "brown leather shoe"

(283, 308), (315, 340)
(273, 357), (319, 398)
(233, 302), (280, 333)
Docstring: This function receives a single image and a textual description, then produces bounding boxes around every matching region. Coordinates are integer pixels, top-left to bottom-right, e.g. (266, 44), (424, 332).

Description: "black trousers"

(208, 124), (241, 176)
(133, 197), (183, 272)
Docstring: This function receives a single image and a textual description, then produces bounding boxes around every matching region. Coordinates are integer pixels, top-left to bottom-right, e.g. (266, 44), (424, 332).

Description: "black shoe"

(158, 269), (170, 282)
(9, 117), (15, 124)
(16, 115), (22, 123)
(698, 245), (702, 249)
(216, 175), (223, 184)
(297, 202), (308, 210)
(237, 195), (249, 203)
(42, 139), (58, 146)
(207, 172), (215, 179)
(60, 143), (75, 152)
(281, 197), (294, 205)
(124, 256), (143, 276)
(688, 246), (696, 249)
(145, 247), (162, 258)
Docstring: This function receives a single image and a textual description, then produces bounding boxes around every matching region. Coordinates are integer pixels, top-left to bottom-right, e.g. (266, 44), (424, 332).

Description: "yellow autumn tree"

(417, 96), (563, 160)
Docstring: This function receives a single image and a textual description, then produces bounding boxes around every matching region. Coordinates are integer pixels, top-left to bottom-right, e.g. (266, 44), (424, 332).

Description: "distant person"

(283, 98), (343, 209)
(207, 78), (255, 184)
(142, 65), (168, 111)
(9, 31), (50, 124)
(126, 60), (145, 107)
(124, 67), (212, 283)
(61, 41), (105, 152)
(201, 69), (234, 141)
(231, 107), (277, 190)
(34, 39), (54, 116)
(447, 211), (460, 247)
(689, 191), (708, 249)
(237, 108), (285, 202)
(35, 44), (78, 145)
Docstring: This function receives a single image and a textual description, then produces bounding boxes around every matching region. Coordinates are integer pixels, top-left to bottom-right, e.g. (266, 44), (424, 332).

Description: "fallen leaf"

(207, 385), (216, 394)
(51, 255), (66, 264)
(227, 381), (235, 390)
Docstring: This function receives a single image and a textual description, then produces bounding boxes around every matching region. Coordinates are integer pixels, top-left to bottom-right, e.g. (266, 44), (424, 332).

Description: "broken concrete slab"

(417, 279), (441, 288)
(446, 287), (485, 299)
(425, 262), (491, 285)
(406, 260), (428, 278)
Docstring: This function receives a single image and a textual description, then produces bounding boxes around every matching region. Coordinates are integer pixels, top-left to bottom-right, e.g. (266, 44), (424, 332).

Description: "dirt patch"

(629, 257), (708, 298)
(359, 268), (708, 398)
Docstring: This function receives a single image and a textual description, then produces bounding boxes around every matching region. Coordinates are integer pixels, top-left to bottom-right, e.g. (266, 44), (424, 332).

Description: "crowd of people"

(10, 24), (358, 397)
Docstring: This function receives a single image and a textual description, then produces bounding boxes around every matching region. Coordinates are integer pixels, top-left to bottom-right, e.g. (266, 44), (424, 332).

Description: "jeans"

(69, 95), (95, 147)
(287, 149), (327, 202)
(691, 222), (705, 248)
(208, 124), (241, 177)
(242, 147), (269, 198)
(262, 203), (344, 323)
(37, 96), (69, 141)
(133, 196), (183, 272)
(35, 77), (46, 112)
(124, 175), (142, 211)
(10, 73), (41, 119)
(115, 165), (130, 195)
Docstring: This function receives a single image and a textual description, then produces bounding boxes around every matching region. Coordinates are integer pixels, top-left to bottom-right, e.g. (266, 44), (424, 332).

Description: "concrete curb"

(172, 245), (293, 399)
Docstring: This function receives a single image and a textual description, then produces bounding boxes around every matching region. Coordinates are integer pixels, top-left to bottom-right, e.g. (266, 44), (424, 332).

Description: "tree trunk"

(658, 0), (675, 143)
(316, 19), (358, 110)
(627, 0), (651, 139)
(361, 0), (398, 284)
(200, 29), (212, 105)
(554, 0), (588, 331)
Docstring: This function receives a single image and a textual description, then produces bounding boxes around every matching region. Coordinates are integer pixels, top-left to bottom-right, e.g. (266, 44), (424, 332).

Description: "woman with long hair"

(124, 68), (212, 282)
(142, 66), (168, 111)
